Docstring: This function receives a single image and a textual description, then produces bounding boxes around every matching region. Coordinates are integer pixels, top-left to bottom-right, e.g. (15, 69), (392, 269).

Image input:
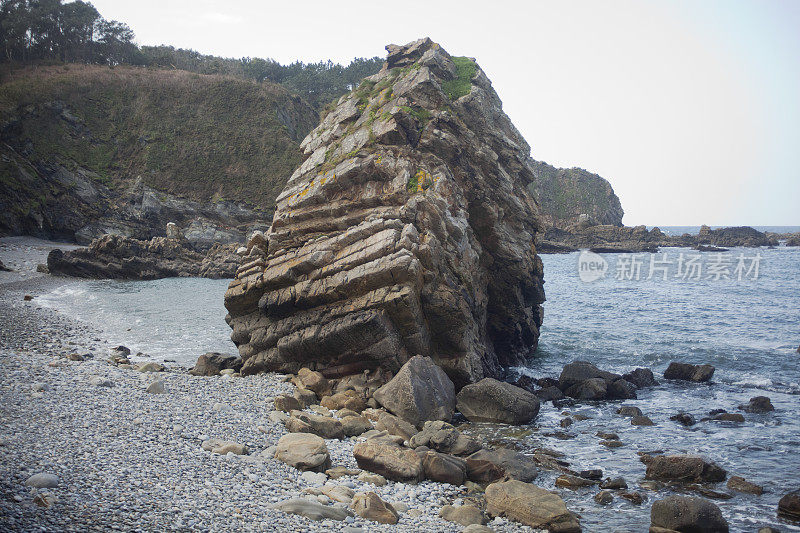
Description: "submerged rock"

(738, 396), (774, 413)
(224, 37), (545, 385)
(778, 489), (800, 520)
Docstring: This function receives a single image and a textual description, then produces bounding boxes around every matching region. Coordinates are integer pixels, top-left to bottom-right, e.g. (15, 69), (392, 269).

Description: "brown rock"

(778, 489), (800, 520)
(645, 455), (727, 483)
(555, 474), (596, 489)
(456, 378), (540, 425)
(190, 352), (242, 376)
(466, 448), (538, 483)
(321, 389), (367, 412)
(274, 394), (302, 412)
(422, 450), (467, 485)
(275, 433), (330, 472)
(296, 368), (331, 397)
(440, 504), (487, 526)
(285, 411), (345, 440)
(632, 415), (655, 426)
(650, 495), (729, 532)
(293, 387), (318, 408)
(663, 362), (715, 383)
(341, 415), (373, 437)
(485, 480), (581, 532)
(375, 412), (418, 441)
(352, 440), (423, 482)
(595, 491), (614, 505)
(351, 492), (399, 524)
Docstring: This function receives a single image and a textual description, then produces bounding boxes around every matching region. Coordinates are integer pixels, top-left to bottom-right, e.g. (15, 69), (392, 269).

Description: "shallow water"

(37, 246), (800, 531)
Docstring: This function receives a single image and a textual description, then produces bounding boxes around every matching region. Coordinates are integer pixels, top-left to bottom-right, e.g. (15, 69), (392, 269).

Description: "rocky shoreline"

(2, 241), (798, 532)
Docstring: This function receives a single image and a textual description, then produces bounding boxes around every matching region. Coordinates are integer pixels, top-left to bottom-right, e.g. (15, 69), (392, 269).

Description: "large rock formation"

(224, 38), (545, 386)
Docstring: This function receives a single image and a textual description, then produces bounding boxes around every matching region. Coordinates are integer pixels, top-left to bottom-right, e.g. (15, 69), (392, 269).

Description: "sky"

(88, 0), (800, 226)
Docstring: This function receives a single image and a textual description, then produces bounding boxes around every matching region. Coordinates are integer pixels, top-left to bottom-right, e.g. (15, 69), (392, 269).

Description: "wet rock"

(712, 412), (745, 423)
(663, 362), (715, 383)
(738, 396), (774, 413)
(559, 361), (620, 390)
(617, 405), (643, 417)
(560, 417), (573, 428)
(485, 479), (581, 532)
(25, 473), (59, 488)
(644, 455), (727, 483)
(600, 477), (627, 489)
(189, 352), (242, 376)
(466, 448), (538, 483)
(620, 491), (646, 505)
(421, 450), (467, 485)
(579, 469), (603, 480)
(285, 411), (345, 440)
(456, 378), (540, 425)
(351, 492), (398, 524)
(650, 495), (729, 532)
(271, 498), (351, 521)
(566, 377), (607, 400)
(555, 474), (596, 489)
(632, 415), (655, 426)
(600, 440), (624, 448)
(596, 431), (619, 440)
(670, 413), (696, 426)
(373, 355), (455, 428)
(622, 367), (657, 388)
(352, 440), (423, 482)
(440, 504), (487, 526)
(607, 378), (638, 400)
(536, 385), (565, 402)
(778, 489), (800, 520)
(595, 491), (614, 505)
(275, 433), (330, 472)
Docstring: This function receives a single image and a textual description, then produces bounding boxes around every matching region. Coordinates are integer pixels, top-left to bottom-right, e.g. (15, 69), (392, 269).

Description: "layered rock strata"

(225, 38), (545, 385)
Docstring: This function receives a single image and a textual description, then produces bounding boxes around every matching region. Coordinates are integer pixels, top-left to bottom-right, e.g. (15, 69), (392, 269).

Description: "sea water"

(38, 245), (800, 531)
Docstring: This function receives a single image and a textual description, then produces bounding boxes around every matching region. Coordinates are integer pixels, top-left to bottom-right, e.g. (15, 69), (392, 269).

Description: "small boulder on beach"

(275, 433), (330, 472)
(353, 440), (423, 482)
(25, 473), (59, 488)
(146, 380), (165, 394)
(351, 491), (399, 524)
(201, 438), (248, 455)
(440, 504), (487, 526)
(189, 352), (242, 376)
(271, 498), (351, 521)
(373, 355), (455, 428)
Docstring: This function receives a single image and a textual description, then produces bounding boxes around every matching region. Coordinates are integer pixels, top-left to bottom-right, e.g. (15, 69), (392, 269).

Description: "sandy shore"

(0, 240), (525, 532)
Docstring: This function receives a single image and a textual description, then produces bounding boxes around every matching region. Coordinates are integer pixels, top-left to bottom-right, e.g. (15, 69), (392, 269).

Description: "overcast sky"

(89, 0), (800, 226)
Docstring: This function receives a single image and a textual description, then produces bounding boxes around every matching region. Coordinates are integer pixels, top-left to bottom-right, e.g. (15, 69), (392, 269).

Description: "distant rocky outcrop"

(538, 223), (779, 253)
(47, 232), (239, 279)
(530, 161), (624, 228)
(225, 38), (546, 386)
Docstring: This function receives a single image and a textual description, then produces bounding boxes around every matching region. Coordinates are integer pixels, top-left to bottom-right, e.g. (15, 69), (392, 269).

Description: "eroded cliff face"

(224, 38), (545, 387)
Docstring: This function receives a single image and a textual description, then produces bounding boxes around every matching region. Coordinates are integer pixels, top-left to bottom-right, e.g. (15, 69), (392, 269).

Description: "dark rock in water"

(535, 385), (565, 403)
(224, 38), (546, 383)
(607, 378), (638, 400)
(190, 352), (242, 376)
(578, 469), (603, 480)
(695, 244), (729, 252)
(373, 355), (455, 428)
(778, 489), (800, 520)
(594, 491), (614, 505)
(739, 396), (775, 413)
(622, 367), (658, 388)
(456, 378), (540, 425)
(651, 495), (729, 532)
(663, 362), (715, 383)
(48, 234), (240, 280)
(712, 412), (745, 423)
(559, 361), (620, 391)
(600, 476), (627, 489)
(621, 491), (646, 505)
(111, 345), (131, 357)
(631, 415), (655, 426)
(708, 409), (727, 417)
(510, 374), (538, 393)
(565, 377), (607, 400)
(644, 455), (727, 483)
(726, 475), (763, 495)
(555, 474), (596, 489)
(670, 413), (697, 426)
(0, 259), (11, 271)
(617, 405), (643, 417)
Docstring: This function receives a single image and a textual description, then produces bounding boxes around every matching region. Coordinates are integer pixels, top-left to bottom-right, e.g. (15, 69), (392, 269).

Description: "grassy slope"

(0, 64), (319, 211)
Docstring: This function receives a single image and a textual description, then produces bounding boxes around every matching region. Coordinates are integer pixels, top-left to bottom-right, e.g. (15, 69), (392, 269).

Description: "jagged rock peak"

(224, 38), (545, 387)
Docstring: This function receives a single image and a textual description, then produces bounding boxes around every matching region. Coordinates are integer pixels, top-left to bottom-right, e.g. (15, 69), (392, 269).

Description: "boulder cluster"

(224, 37), (545, 386)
